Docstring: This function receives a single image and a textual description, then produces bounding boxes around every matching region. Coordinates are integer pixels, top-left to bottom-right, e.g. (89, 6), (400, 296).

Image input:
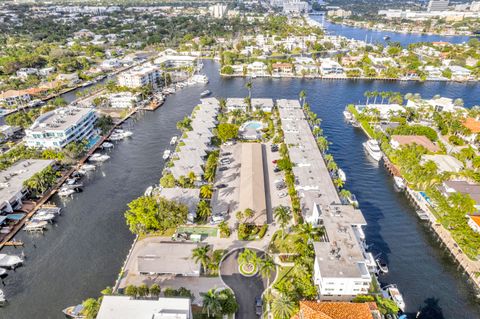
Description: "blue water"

(244, 121), (262, 130)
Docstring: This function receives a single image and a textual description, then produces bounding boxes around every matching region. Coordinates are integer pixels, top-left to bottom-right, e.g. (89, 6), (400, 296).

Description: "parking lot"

(210, 141), (291, 228)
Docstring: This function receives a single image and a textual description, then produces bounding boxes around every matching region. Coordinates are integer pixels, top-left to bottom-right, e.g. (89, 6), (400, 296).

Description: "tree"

(201, 289), (222, 317)
(196, 200), (212, 221)
(101, 286), (113, 295)
(218, 289), (239, 315)
(244, 208), (254, 220)
(271, 293), (296, 319)
(192, 245), (211, 274)
(259, 255), (276, 287)
(245, 80), (253, 99)
(95, 115), (114, 135)
(137, 284), (149, 298)
(82, 298), (100, 319)
(160, 173), (175, 188)
(299, 90), (306, 108)
(125, 285), (137, 297)
(274, 205), (291, 239)
(217, 123), (239, 142)
(200, 184), (213, 199)
(64, 139), (88, 160)
(149, 284), (161, 297)
(238, 248), (258, 266)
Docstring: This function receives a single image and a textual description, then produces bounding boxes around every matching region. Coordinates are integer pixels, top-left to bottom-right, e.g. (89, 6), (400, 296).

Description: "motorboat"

(393, 176), (406, 190)
(144, 186), (154, 197)
(24, 220), (48, 232)
(0, 289), (6, 305)
(163, 150), (171, 160)
(89, 153), (110, 162)
(343, 110), (353, 121)
(63, 178), (83, 189)
(32, 212), (56, 222)
(376, 258), (389, 274)
(191, 74), (209, 84)
(416, 209), (431, 221)
(363, 139), (382, 161)
(338, 168), (346, 182)
(0, 254), (23, 269)
(58, 187), (76, 197)
(383, 35), (391, 41)
(108, 133), (124, 141)
(37, 207), (62, 215)
(102, 142), (114, 149)
(121, 130), (133, 138)
(170, 136), (178, 145)
(386, 284), (406, 312)
(0, 268), (6, 277)
(200, 90), (211, 97)
(63, 304), (86, 318)
(80, 164), (96, 171)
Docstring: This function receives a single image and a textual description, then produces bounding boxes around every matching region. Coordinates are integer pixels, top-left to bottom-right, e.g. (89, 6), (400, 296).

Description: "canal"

(2, 66), (480, 318)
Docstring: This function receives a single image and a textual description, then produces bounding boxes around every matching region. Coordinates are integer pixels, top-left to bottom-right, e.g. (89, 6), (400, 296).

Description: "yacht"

(343, 110), (353, 121)
(24, 220), (48, 232)
(191, 74), (209, 84)
(416, 209), (431, 221)
(80, 164), (96, 171)
(63, 304), (86, 318)
(170, 136), (178, 145)
(163, 150), (171, 160)
(32, 212), (56, 222)
(121, 130), (133, 138)
(338, 168), (346, 182)
(37, 207), (62, 216)
(376, 258), (389, 274)
(89, 153), (110, 162)
(200, 90), (211, 97)
(363, 139), (382, 161)
(101, 141), (114, 149)
(386, 284), (406, 312)
(58, 187), (76, 197)
(108, 133), (124, 141)
(383, 35), (391, 41)
(393, 176), (406, 190)
(0, 254), (23, 269)
(63, 178), (83, 189)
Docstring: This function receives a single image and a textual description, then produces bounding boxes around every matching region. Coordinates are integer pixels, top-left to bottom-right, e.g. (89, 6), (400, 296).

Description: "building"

(320, 59), (344, 75)
(390, 135), (440, 152)
(272, 63), (294, 76)
(440, 180), (480, 210)
(154, 51), (197, 68)
(56, 73), (80, 85)
(238, 143), (267, 225)
(136, 242), (201, 276)
(428, 0), (449, 12)
(0, 90), (31, 107)
(108, 92), (140, 108)
(283, 0), (309, 14)
(422, 154), (464, 173)
(0, 159), (55, 214)
(226, 98), (248, 112)
(97, 296), (192, 319)
(158, 187), (200, 223)
(355, 104), (405, 120)
(25, 107), (96, 149)
(0, 125), (19, 141)
(292, 301), (376, 319)
(117, 64), (161, 88)
(16, 68), (38, 79)
(251, 98), (274, 112)
(209, 4), (227, 18)
(467, 215), (480, 233)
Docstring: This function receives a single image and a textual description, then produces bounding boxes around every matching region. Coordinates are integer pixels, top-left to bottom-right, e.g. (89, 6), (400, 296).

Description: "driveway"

(220, 249), (275, 319)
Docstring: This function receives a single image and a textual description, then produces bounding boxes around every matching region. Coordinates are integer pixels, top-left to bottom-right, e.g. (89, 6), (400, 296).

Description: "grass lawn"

(138, 227), (177, 240)
(177, 226), (218, 237)
(269, 230), (305, 253)
(273, 266), (293, 287)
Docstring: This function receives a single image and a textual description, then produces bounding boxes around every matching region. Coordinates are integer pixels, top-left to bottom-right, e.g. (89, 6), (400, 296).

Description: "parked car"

(221, 152), (232, 156)
(255, 297), (263, 316)
(276, 183), (286, 190)
(216, 183), (228, 189)
(219, 166), (229, 171)
(220, 158), (231, 164)
(211, 215), (225, 224)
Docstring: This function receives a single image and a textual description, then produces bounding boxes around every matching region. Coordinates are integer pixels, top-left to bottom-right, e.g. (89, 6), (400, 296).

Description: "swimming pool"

(243, 121), (263, 130)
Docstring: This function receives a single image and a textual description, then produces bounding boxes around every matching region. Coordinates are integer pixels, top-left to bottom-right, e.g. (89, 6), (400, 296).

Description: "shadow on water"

(417, 298), (445, 319)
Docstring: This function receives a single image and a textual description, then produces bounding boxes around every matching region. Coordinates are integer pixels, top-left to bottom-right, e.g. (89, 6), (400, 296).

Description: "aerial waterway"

(1, 61), (480, 318)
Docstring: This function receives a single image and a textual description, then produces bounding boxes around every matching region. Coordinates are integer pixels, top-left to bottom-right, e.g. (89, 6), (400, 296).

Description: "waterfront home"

(24, 107), (97, 149)
(450, 65), (472, 81)
(136, 242), (201, 276)
(158, 188), (200, 223)
(0, 89), (31, 107)
(247, 61), (268, 77)
(422, 154), (464, 173)
(439, 180), (480, 210)
(462, 117), (480, 143)
(108, 92), (140, 108)
(319, 58), (344, 75)
(291, 301), (376, 319)
(0, 159), (55, 214)
(0, 125), (18, 141)
(374, 122), (401, 136)
(467, 215), (480, 233)
(390, 135), (440, 153)
(272, 62), (294, 76)
(16, 68), (39, 79)
(100, 58), (121, 70)
(97, 296), (192, 319)
(251, 98), (274, 112)
(406, 97), (459, 113)
(154, 50), (197, 68)
(226, 98), (248, 112)
(423, 65), (443, 79)
(355, 103), (405, 120)
(56, 72), (80, 85)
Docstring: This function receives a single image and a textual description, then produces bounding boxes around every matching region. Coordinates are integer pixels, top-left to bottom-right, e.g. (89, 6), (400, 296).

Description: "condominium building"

(427, 0), (450, 11)
(108, 92), (140, 108)
(25, 107), (97, 149)
(117, 64), (161, 88)
(209, 4), (228, 18)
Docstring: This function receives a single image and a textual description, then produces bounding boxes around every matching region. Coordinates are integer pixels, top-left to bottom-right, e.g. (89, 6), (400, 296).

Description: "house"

(56, 73), (80, 85)
(423, 65), (443, 78)
(390, 135), (440, 152)
(272, 62), (294, 76)
(355, 104), (405, 119)
(25, 107), (97, 149)
(117, 64), (161, 88)
(449, 65), (471, 80)
(226, 98), (248, 112)
(247, 61), (267, 76)
(422, 154), (464, 173)
(73, 29), (95, 39)
(467, 215), (480, 233)
(462, 117), (480, 143)
(320, 59), (344, 75)
(97, 296), (192, 319)
(0, 125), (19, 141)
(291, 301), (376, 319)
(39, 67), (56, 77)
(0, 90), (31, 107)
(101, 59), (121, 70)
(108, 92), (140, 108)
(251, 98), (274, 112)
(0, 159), (55, 214)
(440, 180), (480, 210)
(16, 68), (39, 79)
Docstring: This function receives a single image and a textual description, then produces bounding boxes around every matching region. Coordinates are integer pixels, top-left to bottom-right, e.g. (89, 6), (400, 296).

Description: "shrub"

(258, 224), (268, 238)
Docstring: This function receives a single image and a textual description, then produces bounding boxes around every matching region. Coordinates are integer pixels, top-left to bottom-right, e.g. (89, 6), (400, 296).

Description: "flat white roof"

(28, 107), (94, 133)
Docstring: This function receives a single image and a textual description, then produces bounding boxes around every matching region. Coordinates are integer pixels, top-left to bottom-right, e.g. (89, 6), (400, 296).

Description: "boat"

(393, 176), (405, 190)
(0, 254), (23, 269)
(200, 90), (211, 97)
(163, 150), (171, 160)
(32, 212), (56, 222)
(416, 209), (431, 221)
(63, 178), (83, 189)
(24, 220), (48, 232)
(89, 153), (110, 162)
(58, 187), (76, 197)
(122, 130), (133, 138)
(376, 258), (389, 274)
(0, 289), (6, 305)
(80, 164), (96, 171)
(144, 186), (153, 197)
(343, 110), (353, 121)
(363, 139), (383, 161)
(352, 120), (361, 128)
(191, 74), (209, 84)
(383, 35), (391, 41)
(170, 136), (178, 145)
(108, 133), (124, 141)
(101, 142), (114, 149)
(338, 168), (346, 182)
(37, 206), (62, 215)
(386, 284), (406, 312)
(63, 304), (86, 318)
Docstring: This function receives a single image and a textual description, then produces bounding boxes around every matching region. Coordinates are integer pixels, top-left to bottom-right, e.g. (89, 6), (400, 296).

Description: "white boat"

(386, 285), (406, 312)
(63, 304), (86, 318)
(363, 139), (383, 161)
(163, 150), (171, 160)
(144, 186), (154, 197)
(121, 131), (133, 138)
(416, 209), (431, 221)
(376, 258), (389, 274)
(200, 90), (211, 97)
(191, 74), (209, 84)
(170, 136), (178, 145)
(338, 168), (346, 182)
(58, 188), (76, 197)
(0, 289), (6, 305)
(37, 207), (62, 215)
(108, 133), (124, 141)
(343, 110), (353, 121)
(102, 142), (114, 149)
(0, 268), (6, 276)
(0, 254), (23, 268)
(89, 153), (110, 162)
(63, 178), (83, 189)
(24, 220), (48, 231)
(80, 164), (96, 171)
(32, 212), (56, 222)
(393, 176), (405, 190)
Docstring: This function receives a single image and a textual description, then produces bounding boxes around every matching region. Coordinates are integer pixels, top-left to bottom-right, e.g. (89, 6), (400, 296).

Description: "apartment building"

(117, 64), (161, 88)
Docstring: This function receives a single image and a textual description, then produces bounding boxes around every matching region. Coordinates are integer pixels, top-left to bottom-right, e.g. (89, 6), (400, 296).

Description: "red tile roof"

(291, 301), (374, 319)
(463, 118), (480, 134)
(391, 135), (440, 152)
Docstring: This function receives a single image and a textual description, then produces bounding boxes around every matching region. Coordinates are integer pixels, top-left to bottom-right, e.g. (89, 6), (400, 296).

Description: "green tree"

(201, 289), (223, 317)
(217, 123), (239, 143)
(81, 298), (100, 319)
(125, 285), (137, 298)
(271, 293), (296, 319)
(274, 205), (291, 239)
(192, 245), (211, 274)
(95, 115), (114, 135)
(149, 284), (161, 297)
(259, 255), (276, 287)
(160, 173), (176, 188)
(196, 200), (212, 221)
(200, 184), (213, 199)
(137, 284), (149, 298)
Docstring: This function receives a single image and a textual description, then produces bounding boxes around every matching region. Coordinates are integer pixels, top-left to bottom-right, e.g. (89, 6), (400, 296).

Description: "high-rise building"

(427, 0), (449, 12)
(208, 4), (228, 18)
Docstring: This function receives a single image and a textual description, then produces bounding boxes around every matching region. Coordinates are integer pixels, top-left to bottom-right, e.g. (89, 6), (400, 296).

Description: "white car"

(211, 215), (225, 224)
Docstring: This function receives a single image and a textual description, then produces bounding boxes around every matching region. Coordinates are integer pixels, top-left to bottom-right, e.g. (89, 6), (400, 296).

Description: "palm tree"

(339, 189), (352, 201)
(192, 245), (211, 274)
(238, 248), (257, 266)
(271, 293), (296, 319)
(200, 184), (213, 199)
(274, 205), (291, 239)
(299, 90), (306, 108)
(259, 255), (276, 287)
(245, 80), (253, 99)
(334, 177), (344, 189)
(298, 223), (323, 241)
(197, 200), (212, 221)
(364, 90), (372, 105)
(200, 289), (222, 317)
(187, 171), (196, 186)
